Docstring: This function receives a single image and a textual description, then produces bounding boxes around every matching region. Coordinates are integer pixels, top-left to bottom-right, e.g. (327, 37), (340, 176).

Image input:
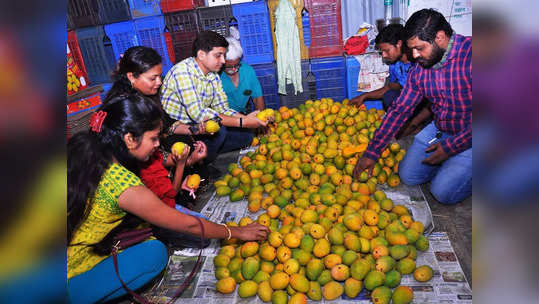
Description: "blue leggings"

(67, 240), (168, 304)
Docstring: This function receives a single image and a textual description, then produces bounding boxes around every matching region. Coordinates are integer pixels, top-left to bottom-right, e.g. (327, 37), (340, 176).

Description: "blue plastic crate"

(165, 10), (200, 63)
(301, 9), (311, 47)
(134, 16), (173, 74)
(76, 26), (117, 84)
(128, 0), (162, 18)
(197, 5), (233, 38)
(310, 56), (346, 102)
(104, 20), (138, 63)
(345, 55), (383, 110)
(100, 82), (114, 100)
(252, 62), (279, 110)
(98, 0), (132, 24)
(232, 1), (274, 65)
(68, 0), (99, 28)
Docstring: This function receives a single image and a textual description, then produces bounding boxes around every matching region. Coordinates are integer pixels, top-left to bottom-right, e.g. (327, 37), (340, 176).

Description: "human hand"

(187, 141), (207, 166)
(233, 222), (271, 241)
(244, 111), (268, 128)
(353, 157), (376, 180)
(349, 95), (365, 107)
(422, 142), (449, 165)
(171, 145), (190, 164)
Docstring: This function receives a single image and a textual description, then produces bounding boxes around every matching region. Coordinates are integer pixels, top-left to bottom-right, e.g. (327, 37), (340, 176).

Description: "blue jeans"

(201, 127), (254, 163)
(67, 240), (168, 304)
(399, 122), (472, 204)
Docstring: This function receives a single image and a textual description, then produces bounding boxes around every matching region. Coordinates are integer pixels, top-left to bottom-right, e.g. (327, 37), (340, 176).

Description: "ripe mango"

(271, 290), (288, 304)
(253, 270), (271, 284)
(289, 273), (309, 293)
(306, 258), (324, 281)
(330, 264), (350, 281)
(313, 238), (331, 258)
(322, 281), (344, 300)
(216, 277), (237, 294)
(238, 280), (258, 298)
(270, 272), (289, 290)
(396, 258), (416, 275)
(229, 188), (245, 202)
(213, 254), (230, 268)
(375, 256), (396, 273)
(215, 267), (230, 280)
(392, 286), (413, 304)
(289, 293), (307, 304)
(171, 141), (186, 155)
(413, 265), (433, 282)
(205, 119), (220, 133)
(342, 250), (358, 266)
(257, 280), (273, 302)
(371, 285), (392, 304)
(344, 277), (363, 298)
(241, 242), (259, 258)
(327, 228), (344, 245)
(390, 245), (411, 260)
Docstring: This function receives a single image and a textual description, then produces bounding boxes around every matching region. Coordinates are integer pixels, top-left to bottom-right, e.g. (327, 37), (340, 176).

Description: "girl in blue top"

(220, 36), (265, 114)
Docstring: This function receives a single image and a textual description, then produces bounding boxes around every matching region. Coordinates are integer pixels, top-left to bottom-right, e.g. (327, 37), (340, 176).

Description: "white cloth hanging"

(275, 0), (303, 95)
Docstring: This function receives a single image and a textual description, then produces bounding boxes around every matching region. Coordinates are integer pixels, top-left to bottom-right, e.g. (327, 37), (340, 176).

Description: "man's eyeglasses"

(224, 63), (241, 70)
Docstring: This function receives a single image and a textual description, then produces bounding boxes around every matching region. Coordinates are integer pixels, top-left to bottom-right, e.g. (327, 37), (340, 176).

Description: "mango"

(241, 242), (259, 258)
(306, 281), (322, 300)
(271, 290), (288, 304)
(344, 277), (363, 298)
(364, 270), (386, 290)
(289, 293), (307, 304)
(371, 286), (392, 304)
(396, 258), (416, 275)
(205, 119), (220, 133)
(413, 265), (434, 282)
(322, 281), (344, 300)
(350, 259), (371, 280)
(309, 224), (326, 239)
(415, 235), (430, 251)
(242, 257), (260, 280)
(228, 257), (243, 273)
(216, 186), (231, 196)
(375, 256), (396, 273)
(404, 228), (420, 244)
(327, 228), (344, 245)
(213, 254), (230, 268)
(230, 188), (245, 202)
(384, 269), (402, 288)
(312, 238), (331, 258)
(317, 269), (333, 286)
(306, 258), (324, 281)
(342, 250), (358, 266)
(277, 245), (292, 263)
(253, 270), (271, 284)
(284, 258), (300, 275)
(238, 280), (258, 298)
(392, 286), (413, 304)
(260, 244), (277, 261)
(293, 249), (312, 266)
(343, 213), (363, 231)
(330, 264), (350, 281)
(216, 277), (236, 294)
(215, 267), (230, 280)
(390, 245), (411, 260)
(270, 272), (290, 290)
(289, 273), (309, 293)
(258, 281), (273, 302)
(261, 261), (275, 273)
(344, 234), (360, 252)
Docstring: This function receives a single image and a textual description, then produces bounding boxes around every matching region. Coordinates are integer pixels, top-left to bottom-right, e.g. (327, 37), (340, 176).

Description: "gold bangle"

(221, 224), (231, 240)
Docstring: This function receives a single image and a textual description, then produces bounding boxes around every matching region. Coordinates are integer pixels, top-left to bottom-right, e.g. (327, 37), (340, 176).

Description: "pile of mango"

(213, 98), (432, 304)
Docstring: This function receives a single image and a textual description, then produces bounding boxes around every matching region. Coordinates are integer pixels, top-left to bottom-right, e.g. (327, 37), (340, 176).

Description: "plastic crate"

(206, 0), (253, 6)
(278, 60), (313, 109)
(267, 0), (309, 60)
(67, 92), (102, 138)
(68, 0), (99, 28)
(164, 10), (200, 63)
(252, 62), (279, 110)
(310, 56), (346, 102)
(98, 0), (132, 24)
(304, 0), (343, 58)
(128, 0), (162, 18)
(345, 55), (382, 109)
(161, 0), (204, 13)
(76, 26), (117, 84)
(67, 30), (89, 79)
(134, 16), (174, 73)
(104, 20), (138, 63)
(232, 1), (274, 65)
(197, 5), (233, 37)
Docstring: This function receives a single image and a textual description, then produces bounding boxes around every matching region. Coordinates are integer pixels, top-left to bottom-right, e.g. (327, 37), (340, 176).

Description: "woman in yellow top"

(67, 94), (270, 304)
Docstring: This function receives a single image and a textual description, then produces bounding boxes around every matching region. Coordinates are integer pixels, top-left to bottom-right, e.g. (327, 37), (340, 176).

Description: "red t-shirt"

(139, 150), (176, 208)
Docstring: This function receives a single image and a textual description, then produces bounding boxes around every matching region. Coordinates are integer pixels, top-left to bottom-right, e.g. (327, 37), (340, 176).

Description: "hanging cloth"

(275, 0), (303, 95)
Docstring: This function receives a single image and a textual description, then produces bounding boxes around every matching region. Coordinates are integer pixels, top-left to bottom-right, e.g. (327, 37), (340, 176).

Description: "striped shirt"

(364, 34), (472, 159)
(160, 57), (237, 124)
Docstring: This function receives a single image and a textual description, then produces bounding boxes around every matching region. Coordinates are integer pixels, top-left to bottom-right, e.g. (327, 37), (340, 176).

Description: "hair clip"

(89, 111), (107, 133)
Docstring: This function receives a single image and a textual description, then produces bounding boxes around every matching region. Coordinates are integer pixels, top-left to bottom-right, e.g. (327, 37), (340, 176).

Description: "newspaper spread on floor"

(143, 187), (470, 303)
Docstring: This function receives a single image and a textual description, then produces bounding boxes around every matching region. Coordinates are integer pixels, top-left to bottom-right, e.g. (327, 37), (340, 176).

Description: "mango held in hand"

(256, 109), (275, 122)
(171, 142), (186, 155)
(205, 120), (220, 133)
(186, 174), (201, 189)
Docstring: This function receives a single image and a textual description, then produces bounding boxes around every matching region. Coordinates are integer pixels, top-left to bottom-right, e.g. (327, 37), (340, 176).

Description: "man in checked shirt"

(353, 9), (471, 204)
(161, 31), (267, 164)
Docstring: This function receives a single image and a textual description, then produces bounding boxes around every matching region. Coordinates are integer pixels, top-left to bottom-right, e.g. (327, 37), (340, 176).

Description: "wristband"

(221, 224), (232, 240)
(239, 117), (243, 128)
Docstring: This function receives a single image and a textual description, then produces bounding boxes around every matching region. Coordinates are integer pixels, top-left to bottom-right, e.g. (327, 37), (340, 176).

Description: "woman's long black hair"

(67, 94), (163, 254)
(104, 46), (162, 103)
